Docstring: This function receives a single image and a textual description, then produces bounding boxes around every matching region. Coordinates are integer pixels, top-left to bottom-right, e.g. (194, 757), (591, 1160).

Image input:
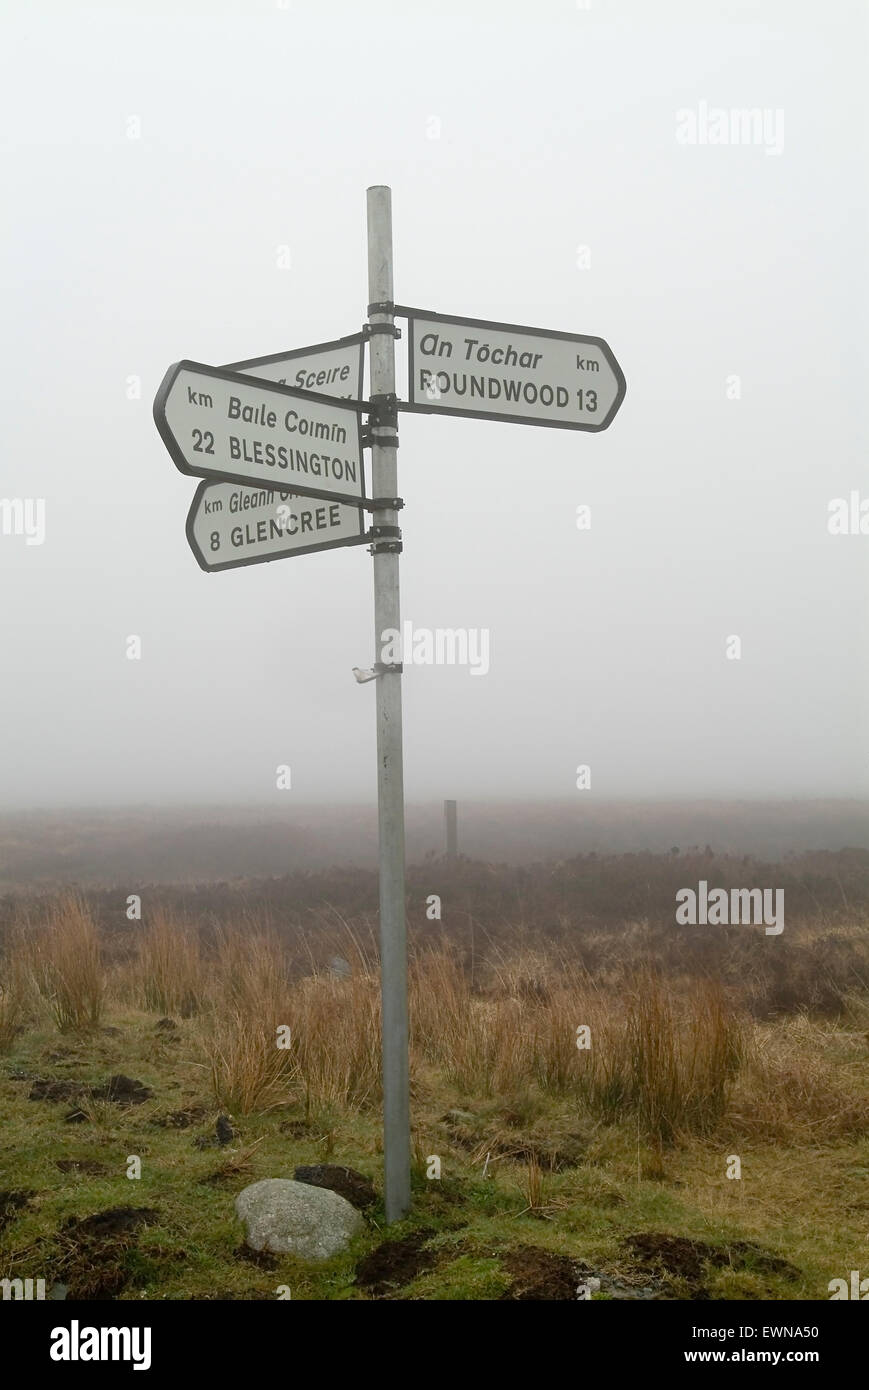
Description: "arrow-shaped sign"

(225, 332), (365, 399)
(186, 481), (369, 573)
(398, 308), (626, 432)
(154, 360), (367, 507)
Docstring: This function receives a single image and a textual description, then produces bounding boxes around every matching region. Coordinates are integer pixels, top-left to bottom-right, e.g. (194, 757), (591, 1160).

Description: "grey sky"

(1, 0), (867, 808)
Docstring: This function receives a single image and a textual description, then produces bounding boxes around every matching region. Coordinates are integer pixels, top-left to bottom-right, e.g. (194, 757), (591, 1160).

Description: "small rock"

(327, 956), (352, 980)
(235, 1178), (364, 1260)
(294, 1164), (377, 1210)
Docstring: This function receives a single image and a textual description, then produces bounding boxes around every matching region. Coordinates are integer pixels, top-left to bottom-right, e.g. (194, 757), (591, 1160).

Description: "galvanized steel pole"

(366, 185), (411, 1222)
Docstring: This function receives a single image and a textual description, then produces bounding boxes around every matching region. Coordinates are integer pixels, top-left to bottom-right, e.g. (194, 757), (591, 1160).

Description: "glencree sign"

(153, 186), (626, 1224)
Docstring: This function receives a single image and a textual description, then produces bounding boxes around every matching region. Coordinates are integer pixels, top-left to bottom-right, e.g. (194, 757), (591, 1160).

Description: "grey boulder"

(235, 1178), (364, 1260)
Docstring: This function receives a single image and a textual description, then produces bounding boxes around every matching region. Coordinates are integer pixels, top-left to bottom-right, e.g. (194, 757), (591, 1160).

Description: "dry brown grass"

(0, 981), (25, 1051)
(408, 948), (744, 1143)
(136, 911), (202, 1017)
(729, 1016), (869, 1142)
(290, 969), (382, 1110)
(2, 893), (864, 1150)
(572, 969), (744, 1144)
(206, 1007), (297, 1114)
(0, 930), (32, 1050)
(203, 928), (382, 1114)
(21, 896), (104, 1032)
(204, 929), (296, 1114)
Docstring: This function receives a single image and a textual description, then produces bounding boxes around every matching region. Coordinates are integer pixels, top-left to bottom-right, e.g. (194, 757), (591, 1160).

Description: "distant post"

(444, 800), (458, 859)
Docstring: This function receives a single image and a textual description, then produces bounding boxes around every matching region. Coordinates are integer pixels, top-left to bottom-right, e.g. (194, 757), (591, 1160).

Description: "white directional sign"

(400, 308), (626, 432)
(186, 481), (367, 572)
(226, 333), (364, 400)
(179, 335), (369, 572)
(154, 361), (366, 507)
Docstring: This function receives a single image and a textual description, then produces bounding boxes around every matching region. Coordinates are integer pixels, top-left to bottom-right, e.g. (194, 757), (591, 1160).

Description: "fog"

(2, 0), (867, 810)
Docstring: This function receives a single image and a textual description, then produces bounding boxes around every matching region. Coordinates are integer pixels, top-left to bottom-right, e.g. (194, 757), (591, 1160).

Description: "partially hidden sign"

(186, 481), (367, 573)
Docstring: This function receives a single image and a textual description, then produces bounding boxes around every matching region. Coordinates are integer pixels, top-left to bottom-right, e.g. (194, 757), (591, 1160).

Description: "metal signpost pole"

(366, 185), (410, 1222)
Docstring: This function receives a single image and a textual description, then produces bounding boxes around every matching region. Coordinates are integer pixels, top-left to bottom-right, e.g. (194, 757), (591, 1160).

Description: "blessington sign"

(153, 360), (366, 507)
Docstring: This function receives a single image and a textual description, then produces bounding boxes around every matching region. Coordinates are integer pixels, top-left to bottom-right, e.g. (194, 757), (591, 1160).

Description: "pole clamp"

(375, 661), (403, 675)
(368, 524), (401, 539)
(362, 430), (399, 449)
(367, 392), (399, 432)
(363, 322), (401, 340)
(369, 540), (403, 555)
(367, 300), (395, 316)
(369, 496), (403, 510)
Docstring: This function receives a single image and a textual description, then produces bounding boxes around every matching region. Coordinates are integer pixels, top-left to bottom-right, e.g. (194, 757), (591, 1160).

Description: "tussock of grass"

(575, 970), (744, 1144)
(20, 896), (104, 1033)
(137, 912), (201, 1017)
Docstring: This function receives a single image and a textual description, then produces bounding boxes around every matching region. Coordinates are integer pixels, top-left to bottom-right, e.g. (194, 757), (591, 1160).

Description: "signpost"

(153, 361), (366, 507)
(399, 308), (625, 432)
(153, 185), (627, 1226)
